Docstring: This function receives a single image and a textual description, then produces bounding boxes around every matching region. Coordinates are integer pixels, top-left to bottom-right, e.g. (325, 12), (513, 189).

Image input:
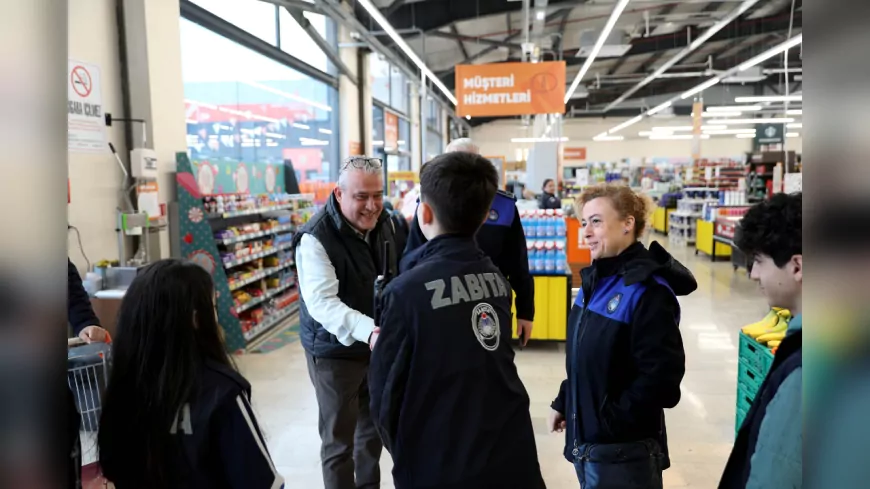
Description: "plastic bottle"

(544, 241), (556, 273)
(525, 210), (536, 238)
(527, 242), (536, 272)
(534, 241), (546, 273)
(543, 209), (555, 237)
(555, 241), (567, 274)
(554, 210), (566, 238)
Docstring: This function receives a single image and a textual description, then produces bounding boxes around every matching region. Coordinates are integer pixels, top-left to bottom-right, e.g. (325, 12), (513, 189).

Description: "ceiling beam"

(450, 24), (471, 61)
(383, 0), (406, 17)
(284, 6), (357, 83)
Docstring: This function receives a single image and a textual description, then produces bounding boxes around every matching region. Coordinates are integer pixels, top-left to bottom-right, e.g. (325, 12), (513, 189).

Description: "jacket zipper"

(571, 273), (597, 459)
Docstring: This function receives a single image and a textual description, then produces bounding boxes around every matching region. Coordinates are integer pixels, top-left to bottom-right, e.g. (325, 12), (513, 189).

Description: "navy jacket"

(405, 191), (535, 321)
(101, 361), (283, 489)
(538, 192), (561, 210)
(68, 258), (100, 335)
(370, 235), (545, 489)
(552, 242), (695, 467)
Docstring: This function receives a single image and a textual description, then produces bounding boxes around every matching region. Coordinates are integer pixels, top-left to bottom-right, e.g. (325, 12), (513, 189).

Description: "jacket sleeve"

(505, 207), (535, 321)
(404, 210), (427, 257)
(369, 288), (412, 454)
(745, 368), (803, 489)
(601, 284), (685, 438)
(214, 392), (285, 489)
(551, 379), (567, 414)
(68, 258), (100, 335)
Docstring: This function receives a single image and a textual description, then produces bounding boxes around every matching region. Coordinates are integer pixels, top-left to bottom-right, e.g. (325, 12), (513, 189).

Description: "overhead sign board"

(455, 61), (566, 117)
(564, 147), (587, 160)
(754, 123), (784, 149)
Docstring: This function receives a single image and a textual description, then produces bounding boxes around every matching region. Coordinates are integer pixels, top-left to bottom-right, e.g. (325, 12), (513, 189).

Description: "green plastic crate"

(737, 361), (765, 398)
(738, 331), (772, 373)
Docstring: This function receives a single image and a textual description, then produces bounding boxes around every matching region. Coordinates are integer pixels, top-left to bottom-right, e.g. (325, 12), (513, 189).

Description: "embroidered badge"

(606, 293), (623, 314)
(471, 303), (500, 351)
(488, 209), (499, 221)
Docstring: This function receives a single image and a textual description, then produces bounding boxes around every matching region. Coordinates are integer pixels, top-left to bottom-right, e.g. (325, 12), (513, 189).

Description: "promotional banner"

(455, 61), (566, 117)
(691, 101), (704, 160)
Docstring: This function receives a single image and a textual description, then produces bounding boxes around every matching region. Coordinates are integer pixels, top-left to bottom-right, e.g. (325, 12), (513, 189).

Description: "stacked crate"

(735, 332), (775, 435)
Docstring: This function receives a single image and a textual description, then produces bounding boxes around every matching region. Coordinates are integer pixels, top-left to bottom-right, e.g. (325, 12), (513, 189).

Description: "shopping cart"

(67, 337), (112, 432)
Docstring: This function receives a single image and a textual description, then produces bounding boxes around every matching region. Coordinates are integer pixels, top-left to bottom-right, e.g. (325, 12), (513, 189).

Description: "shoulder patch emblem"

(606, 293), (623, 314)
(488, 209), (499, 221)
(472, 303), (500, 351)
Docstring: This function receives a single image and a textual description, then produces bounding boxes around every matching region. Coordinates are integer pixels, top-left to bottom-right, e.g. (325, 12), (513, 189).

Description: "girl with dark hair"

(98, 259), (283, 489)
(538, 179), (561, 210)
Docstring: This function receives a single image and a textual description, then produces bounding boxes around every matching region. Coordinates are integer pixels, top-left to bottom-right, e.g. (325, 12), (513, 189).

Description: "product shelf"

(222, 242), (294, 268)
(228, 260), (295, 291)
(234, 281), (297, 315)
(216, 224), (296, 245)
(244, 301), (300, 342)
(208, 203), (296, 220)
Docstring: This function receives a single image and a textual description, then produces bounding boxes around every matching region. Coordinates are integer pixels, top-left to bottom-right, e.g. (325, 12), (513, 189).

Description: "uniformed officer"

(369, 152), (545, 489)
(405, 138), (535, 344)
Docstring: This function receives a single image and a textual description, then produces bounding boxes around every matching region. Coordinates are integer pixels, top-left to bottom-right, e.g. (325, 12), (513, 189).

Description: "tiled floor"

(236, 238), (766, 488)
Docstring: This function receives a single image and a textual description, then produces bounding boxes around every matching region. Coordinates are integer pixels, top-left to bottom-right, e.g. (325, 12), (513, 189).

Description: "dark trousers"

(306, 352), (382, 489)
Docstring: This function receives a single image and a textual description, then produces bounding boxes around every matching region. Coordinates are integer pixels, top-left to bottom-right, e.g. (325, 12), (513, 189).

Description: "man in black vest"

(719, 192), (802, 489)
(292, 156), (399, 489)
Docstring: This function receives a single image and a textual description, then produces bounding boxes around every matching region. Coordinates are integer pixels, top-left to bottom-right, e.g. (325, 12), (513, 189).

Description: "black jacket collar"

(400, 234), (482, 272)
(582, 241), (697, 296)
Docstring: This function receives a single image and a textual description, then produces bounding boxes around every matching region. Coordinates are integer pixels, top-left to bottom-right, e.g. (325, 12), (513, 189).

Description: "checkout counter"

(87, 266), (138, 339)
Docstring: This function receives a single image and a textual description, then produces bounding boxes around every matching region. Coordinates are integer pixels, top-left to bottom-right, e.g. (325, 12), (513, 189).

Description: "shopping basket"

(67, 337), (112, 432)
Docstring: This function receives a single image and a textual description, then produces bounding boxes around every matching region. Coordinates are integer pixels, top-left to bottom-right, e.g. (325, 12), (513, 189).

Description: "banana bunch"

(741, 308), (791, 348)
(742, 308), (790, 339)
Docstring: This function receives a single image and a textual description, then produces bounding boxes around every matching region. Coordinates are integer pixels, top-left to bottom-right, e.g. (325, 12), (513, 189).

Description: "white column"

(337, 23), (360, 163)
(123, 0), (187, 259)
(410, 80), (422, 172)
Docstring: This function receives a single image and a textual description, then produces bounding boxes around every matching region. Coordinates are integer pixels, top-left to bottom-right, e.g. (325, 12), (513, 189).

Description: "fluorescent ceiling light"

(735, 95), (802, 103)
(511, 137), (569, 143)
(703, 129), (756, 135)
(786, 122), (802, 128)
(465, 115), (471, 120)
(292, 123), (310, 130)
(649, 134), (710, 140)
(372, 140), (385, 146)
(707, 105), (762, 112)
(602, 0), (761, 112)
(646, 101), (672, 116)
(594, 135), (625, 141)
(706, 117), (795, 124)
(651, 126), (693, 132)
(536, 10), (545, 20)
(703, 111), (741, 117)
(609, 115), (643, 134)
(318, 128), (333, 135)
(299, 137), (330, 146)
(564, 0), (631, 103)
(735, 134), (755, 139)
(680, 77), (722, 100)
(786, 132), (800, 138)
(786, 109), (803, 115)
(738, 34), (802, 72)
(356, 0), (458, 105)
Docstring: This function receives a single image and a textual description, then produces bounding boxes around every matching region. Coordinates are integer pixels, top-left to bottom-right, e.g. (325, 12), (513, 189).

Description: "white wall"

(471, 117), (803, 163)
(68, 0), (128, 272)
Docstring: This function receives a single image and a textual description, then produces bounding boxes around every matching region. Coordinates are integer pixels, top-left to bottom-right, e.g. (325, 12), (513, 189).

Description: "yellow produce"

(741, 310), (780, 337)
(756, 322), (787, 343)
(775, 308), (791, 320)
(767, 340), (781, 348)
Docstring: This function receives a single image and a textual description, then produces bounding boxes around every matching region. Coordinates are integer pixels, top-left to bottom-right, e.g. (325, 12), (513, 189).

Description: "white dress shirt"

(295, 233), (375, 347)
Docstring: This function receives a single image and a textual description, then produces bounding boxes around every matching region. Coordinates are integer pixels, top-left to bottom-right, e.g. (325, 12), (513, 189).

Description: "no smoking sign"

(70, 65), (92, 98)
(68, 59), (105, 152)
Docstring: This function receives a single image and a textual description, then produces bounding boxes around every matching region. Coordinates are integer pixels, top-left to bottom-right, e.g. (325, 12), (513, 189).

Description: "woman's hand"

(549, 409), (566, 433)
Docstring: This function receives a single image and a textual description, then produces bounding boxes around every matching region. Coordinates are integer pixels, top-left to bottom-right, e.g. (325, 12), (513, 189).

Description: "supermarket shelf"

(223, 242), (293, 268)
(714, 235), (736, 247)
(669, 212), (701, 218)
(234, 281), (297, 315)
(244, 301), (300, 343)
(669, 222), (694, 229)
(208, 203), (296, 220)
(216, 224), (296, 245)
(228, 260), (295, 291)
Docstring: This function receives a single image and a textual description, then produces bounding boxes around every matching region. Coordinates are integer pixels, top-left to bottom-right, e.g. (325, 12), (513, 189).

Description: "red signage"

(564, 147), (587, 160)
(384, 111), (399, 151)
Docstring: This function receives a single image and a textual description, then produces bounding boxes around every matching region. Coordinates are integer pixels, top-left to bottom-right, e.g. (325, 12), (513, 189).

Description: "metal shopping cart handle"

(68, 337), (86, 348)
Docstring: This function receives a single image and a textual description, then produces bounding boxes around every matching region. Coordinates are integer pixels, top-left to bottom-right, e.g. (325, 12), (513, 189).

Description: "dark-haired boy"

(369, 152), (545, 489)
(720, 192), (802, 489)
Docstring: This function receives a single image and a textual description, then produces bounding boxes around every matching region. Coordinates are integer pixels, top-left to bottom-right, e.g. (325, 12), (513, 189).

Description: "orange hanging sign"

(384, 111), (399, 151)
(564, 147), (587, 160)
(455, 61), (566, 117)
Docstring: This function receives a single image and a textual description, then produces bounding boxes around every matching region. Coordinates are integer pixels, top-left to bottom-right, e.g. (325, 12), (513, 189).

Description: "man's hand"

(549, 409), (566, 433)
(78, 325), (111, 344)
(369, 327), (381, 351)
(516, 319), (533, 347)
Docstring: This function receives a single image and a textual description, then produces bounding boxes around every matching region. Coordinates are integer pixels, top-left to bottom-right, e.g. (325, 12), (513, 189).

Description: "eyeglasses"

(341, 156), (383, 172)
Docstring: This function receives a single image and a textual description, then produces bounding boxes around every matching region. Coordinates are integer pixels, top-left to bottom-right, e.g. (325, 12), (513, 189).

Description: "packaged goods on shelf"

(520, 209), (569, 275)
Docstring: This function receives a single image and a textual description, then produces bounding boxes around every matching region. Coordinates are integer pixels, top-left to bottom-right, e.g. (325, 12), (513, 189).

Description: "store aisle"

(236, 238), (765, 488)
